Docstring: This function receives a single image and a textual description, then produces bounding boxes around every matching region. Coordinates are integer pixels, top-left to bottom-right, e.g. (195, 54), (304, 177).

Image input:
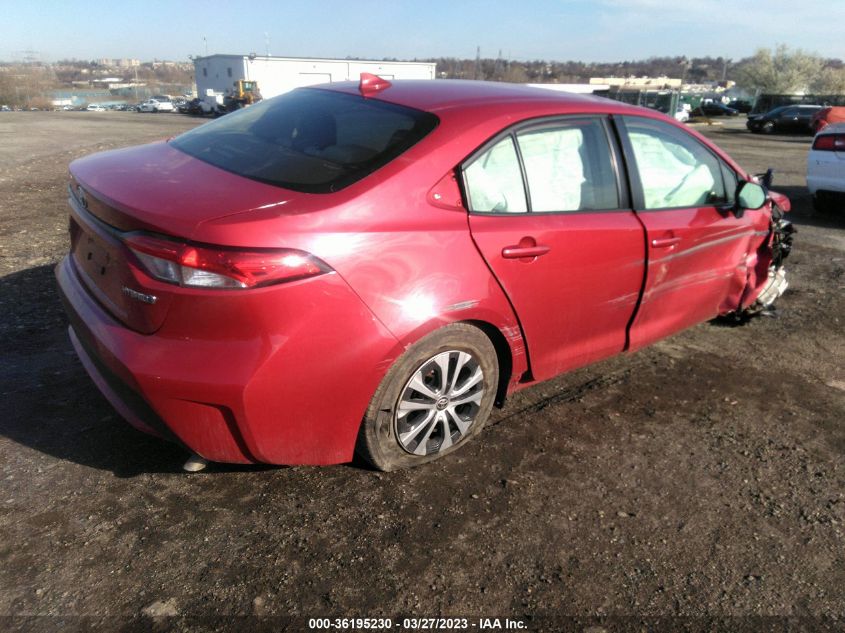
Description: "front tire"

(356, 323), (499, 471)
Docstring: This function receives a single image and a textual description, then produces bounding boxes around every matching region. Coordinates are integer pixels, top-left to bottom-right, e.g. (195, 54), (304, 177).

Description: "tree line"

(421, 45), (845, 94)
(2, 45), (844, 108)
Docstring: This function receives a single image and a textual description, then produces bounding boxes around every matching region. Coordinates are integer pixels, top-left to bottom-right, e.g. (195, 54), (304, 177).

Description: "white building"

(193, 54), (436, 100)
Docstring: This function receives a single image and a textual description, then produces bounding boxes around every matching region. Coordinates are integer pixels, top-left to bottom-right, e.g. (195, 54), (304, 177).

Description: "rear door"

(618, 116), (763, 350)
(464, 116), (645, 381)
(778, 106), (812, 132)
(796, 107), (820, 132)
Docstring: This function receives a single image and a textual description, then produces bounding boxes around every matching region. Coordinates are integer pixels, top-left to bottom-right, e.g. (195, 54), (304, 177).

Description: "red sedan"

(56, 76), (793, 470)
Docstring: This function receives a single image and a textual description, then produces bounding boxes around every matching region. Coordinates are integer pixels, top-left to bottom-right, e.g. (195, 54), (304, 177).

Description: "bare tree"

(734, 45), (823, 94)
(810, 67), (845, 94)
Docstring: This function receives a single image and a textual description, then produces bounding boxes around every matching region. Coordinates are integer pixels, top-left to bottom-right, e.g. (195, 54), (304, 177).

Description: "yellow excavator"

(221, 80), (262, 114)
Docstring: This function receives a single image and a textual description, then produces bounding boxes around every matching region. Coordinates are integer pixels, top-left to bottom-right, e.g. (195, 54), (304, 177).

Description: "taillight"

(813, 134), (845, 151)
(123, 233), (331, 289)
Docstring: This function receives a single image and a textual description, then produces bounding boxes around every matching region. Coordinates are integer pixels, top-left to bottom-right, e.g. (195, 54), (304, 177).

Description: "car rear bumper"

(56, 254), (402, 465)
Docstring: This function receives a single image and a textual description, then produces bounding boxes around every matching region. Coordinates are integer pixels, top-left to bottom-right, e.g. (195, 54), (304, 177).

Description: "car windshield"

(170, 88), (439, 193)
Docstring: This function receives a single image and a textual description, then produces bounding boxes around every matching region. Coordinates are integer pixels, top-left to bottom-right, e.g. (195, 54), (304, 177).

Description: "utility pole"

(679, 57), (690, 86)
(474, 46), (481, 80)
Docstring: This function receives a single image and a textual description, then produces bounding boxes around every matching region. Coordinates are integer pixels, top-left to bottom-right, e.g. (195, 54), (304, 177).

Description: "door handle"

(502, 236), (550, 260)
(651, 237), (681, 248)
(502, 244), (551, 259)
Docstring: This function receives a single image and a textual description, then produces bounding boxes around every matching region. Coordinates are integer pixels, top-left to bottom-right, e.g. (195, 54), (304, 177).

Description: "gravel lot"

(1, 111), (844, 632)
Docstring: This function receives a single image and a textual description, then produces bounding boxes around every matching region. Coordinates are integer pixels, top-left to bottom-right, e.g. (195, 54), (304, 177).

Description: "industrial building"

(193, 54), (436, 100)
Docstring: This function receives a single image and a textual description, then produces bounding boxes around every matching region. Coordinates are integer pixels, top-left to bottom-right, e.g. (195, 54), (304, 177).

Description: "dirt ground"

(1, 111), (843, 633)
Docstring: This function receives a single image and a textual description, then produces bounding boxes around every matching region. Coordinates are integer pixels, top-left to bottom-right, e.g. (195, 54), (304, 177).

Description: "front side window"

(170, 88), (438, 193)
(721, 163), (738, 203)
(623, 116), (726, 210)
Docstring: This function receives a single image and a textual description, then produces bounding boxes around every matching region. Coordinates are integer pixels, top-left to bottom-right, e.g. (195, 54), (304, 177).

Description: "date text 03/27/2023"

(307, 617), (527, 630)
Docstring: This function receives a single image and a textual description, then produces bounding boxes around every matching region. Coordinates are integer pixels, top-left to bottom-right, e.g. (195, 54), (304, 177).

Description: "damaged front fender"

(735, 193), (795, 317)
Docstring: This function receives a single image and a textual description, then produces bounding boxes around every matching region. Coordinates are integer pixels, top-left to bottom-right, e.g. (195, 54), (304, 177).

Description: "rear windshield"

(170, 88), (438, 193)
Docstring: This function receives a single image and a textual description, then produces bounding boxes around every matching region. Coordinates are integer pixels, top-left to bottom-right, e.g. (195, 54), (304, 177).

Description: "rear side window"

(170, 88), (438, 193)
(516, 119), (619, 212)
(464, 117), (619, 214)
(464, 137), (527, 213)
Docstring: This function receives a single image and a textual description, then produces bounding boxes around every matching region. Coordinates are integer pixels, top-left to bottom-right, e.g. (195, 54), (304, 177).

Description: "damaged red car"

(56, 77), (793, 471)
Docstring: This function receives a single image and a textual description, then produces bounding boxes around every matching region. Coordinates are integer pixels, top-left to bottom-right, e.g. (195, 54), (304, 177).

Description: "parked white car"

(137, 98), (174, 113)
(807, 122), (845, 213)
(86, 104), (107, 112)
(674, 106), (690, 123)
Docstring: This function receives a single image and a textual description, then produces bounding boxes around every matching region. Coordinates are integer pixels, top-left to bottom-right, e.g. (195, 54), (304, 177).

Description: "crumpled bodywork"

(735, 190), (794, 314)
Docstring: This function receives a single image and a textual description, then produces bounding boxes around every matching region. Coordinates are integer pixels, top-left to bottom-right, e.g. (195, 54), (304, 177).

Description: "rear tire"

(356, 323), (499, 471)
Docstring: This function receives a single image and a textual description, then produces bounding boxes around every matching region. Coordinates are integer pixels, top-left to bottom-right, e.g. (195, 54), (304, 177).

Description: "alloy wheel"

(394, 350), (485, 456)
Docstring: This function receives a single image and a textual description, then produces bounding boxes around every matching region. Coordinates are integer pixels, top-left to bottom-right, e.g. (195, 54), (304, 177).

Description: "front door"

(617, 116), (763, 350)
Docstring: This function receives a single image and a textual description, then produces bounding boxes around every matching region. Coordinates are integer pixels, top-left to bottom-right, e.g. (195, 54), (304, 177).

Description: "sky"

(4, 0), (844, 64)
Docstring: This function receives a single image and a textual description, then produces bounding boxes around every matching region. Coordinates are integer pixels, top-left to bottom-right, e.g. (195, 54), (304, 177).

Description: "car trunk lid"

(69, 141), (302, 237)
(67, 141), (304, 333)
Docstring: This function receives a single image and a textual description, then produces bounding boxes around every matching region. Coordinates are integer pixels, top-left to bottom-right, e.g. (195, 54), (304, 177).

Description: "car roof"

(315, 79), (645, 117)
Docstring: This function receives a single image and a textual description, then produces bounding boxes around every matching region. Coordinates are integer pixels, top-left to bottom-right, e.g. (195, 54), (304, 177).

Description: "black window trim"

(459, 114), (631, 217)
(615, 114), (738, 214)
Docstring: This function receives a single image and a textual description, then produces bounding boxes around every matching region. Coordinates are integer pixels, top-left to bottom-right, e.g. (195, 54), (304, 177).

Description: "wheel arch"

(462, 319), (514, 407)
(386, 308), (527, 409)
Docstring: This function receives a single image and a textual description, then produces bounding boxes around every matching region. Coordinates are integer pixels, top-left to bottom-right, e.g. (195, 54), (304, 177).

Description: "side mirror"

(736, 181), (767, 213)
(754, 168), (774, 189)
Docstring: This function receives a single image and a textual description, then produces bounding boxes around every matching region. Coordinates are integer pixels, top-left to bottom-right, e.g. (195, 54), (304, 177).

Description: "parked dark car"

(180, 97), (214, 116)
(178, 98), (198, 114)
(692, 102), (739, 117)
(746, 105), (823, 134)
(727, 99), (753, 113)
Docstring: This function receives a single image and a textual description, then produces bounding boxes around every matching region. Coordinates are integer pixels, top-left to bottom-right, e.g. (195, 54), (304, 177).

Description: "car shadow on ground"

(1, 264), (280, 477)
(768, 185), (845, 228)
